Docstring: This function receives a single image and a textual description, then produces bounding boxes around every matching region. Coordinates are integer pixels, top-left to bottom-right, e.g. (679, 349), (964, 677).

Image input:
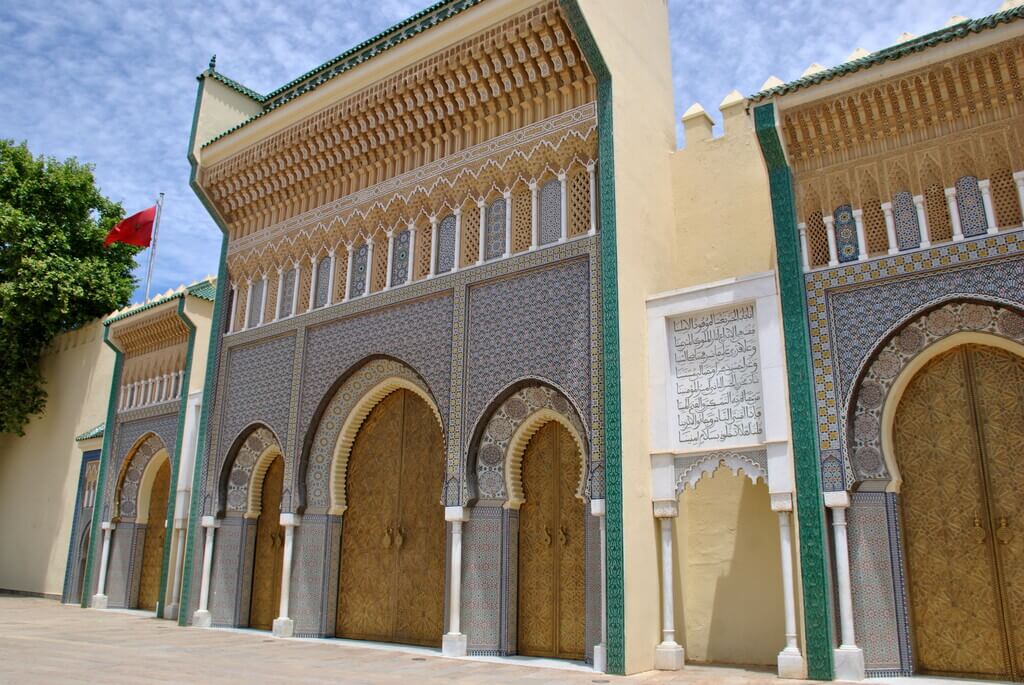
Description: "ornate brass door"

(249, 455), (284, 630)
(894, 344), (1023, 680)
(337, 389), (445, 646)
(137, 459), (170, 611)
(517, 422), (585, 660)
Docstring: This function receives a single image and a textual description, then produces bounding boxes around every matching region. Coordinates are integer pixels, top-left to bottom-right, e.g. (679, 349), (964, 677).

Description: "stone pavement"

(0, 596), (810, 684)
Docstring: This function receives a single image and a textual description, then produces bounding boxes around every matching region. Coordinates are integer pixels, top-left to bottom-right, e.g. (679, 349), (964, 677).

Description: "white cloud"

(0, 0), (1004, 302)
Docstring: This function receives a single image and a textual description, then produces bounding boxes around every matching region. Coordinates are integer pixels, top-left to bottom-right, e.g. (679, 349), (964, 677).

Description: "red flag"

(104, 205), (157, 247)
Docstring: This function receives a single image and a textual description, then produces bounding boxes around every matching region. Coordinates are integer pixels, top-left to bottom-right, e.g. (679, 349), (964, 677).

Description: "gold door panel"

(337, 390), (403, 641)
(393, 391), (446, 647)
(249, 455), (284, 631)
(518, 422), (585, 660)
(895, 345), (1019, 680)
(967, 345), (1024, 680)
(137, 459), (170, 611)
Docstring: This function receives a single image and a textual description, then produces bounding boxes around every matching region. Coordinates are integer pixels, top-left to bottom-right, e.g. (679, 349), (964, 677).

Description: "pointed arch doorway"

(336, 388), (446, 647)
(517, 421), (585, 660)
(894, 343), (1024, 681)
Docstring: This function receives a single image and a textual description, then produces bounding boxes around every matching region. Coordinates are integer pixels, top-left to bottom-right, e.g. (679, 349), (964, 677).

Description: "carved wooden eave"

(776, 34), (1024, 175)
(195, 1), (595, 239)
(107, 302), (189, 357)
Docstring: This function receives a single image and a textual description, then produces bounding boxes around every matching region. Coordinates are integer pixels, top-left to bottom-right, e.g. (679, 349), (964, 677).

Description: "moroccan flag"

(104, 205), (157, 247)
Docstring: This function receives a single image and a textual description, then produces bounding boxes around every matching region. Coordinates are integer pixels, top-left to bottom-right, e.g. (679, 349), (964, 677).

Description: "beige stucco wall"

(0, 320), (113, 597)
(576, 0), (679, 673)
(184, 295), (214, 391)
(672, 471), (785, 666)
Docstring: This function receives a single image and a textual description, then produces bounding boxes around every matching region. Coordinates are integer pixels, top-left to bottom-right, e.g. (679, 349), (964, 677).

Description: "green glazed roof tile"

(75, 423), (104, 441)
(103, 278), (217, 325)
(750, 6), (1024, 102)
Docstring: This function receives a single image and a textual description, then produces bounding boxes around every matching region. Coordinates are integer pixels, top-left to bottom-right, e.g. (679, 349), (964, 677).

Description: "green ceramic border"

(154, 297), (197, 616)
(79, 327), (123, 607)
(177, 73), (232, 625)
(753, 101), (834, 680)
(557, 0), (625, 674)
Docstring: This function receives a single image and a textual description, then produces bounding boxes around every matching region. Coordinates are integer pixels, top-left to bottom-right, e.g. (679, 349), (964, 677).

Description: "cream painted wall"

(0, 320), (113, 597)
(673, 471), (785, 666)
(576, 0), (679, 673)
(184, 296), (214, 391)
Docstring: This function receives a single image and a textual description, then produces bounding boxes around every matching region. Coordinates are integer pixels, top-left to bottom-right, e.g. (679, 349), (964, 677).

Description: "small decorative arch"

(219, 424), (283, 517)
(112, 432), (168, 522)
(470, 382), (589, 507)
(848, 300), (1024, 490)
(673, 449), (768, 496)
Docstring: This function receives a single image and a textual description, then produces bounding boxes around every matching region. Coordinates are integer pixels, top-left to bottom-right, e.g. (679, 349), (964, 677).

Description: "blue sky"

(0, 0), (1002, 304)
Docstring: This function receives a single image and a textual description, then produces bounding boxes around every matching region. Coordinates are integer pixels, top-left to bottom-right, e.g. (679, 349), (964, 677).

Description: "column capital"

(279, 513), (301, 527)
(797, 222), (807, 235)
(590, 498), (606, 517)
(444, 505), (470, 522)
(881, 201), (893, 212)
(824, 490), (850, 509)
(912, 194), (925, 207)
(101, 521), (115, 531)
(822, 214), (835, 227)
(851, 208), (863, 218)
(586, 160), (596, 172)
(502, 190), (511, 200)
(557, 171), (567, 181)
(529, 179), (538, 191)
(977, 178), (991, 190)
(944, 186), (957, 198)
(770, 492), (794, 512)
(653, 499), (679, 519)
(200, 515), (221, 528)
(454, 207), (462, 216)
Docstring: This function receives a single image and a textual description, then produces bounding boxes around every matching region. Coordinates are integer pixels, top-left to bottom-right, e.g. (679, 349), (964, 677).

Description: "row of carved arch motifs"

(224, 129), (596, 271)
(226, 163), (594, 284)
(304, 359), (433, 513)
(225, 426), (279, 513)
(673, 449), (768, 496)
(221, 119), (597, 235)
(115, 435), (164, 521)
(848, 301), (1024, 483)
(475, 384), (588, 501)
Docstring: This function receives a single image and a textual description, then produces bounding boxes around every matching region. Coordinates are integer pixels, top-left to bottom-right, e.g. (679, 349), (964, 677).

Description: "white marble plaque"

(671, 304), (764, 449)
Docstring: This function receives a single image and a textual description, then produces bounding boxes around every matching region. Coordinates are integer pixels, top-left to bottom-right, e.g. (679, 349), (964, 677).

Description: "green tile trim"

(103, 278), (216, 325)
(80, 326), (124, 607)
(178, 73), (232, 625)
(558, 0), (624, 674)
(753, 102), (835, 680)
(75, 423), (105, 441)
(750, 6), (1024, 101)
(155, 297), (197, 617)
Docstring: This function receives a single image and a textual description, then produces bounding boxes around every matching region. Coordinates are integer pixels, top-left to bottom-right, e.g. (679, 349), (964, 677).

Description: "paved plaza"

(0, 596), (809, 684)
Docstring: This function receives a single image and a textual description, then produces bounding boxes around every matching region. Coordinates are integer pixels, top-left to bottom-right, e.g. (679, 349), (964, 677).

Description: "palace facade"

(2, 0), (1022, 681)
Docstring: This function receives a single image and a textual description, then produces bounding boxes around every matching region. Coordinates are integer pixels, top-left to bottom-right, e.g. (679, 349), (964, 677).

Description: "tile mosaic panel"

(290, 514), (336, 637)
(834, 204), (860, 263)
(280, 268), (296, 318)
(892, 191), (920, 251)
(436, 215), (457, 274)
(463, 507), (504, 653)
(390, 229), (410, 287)
(539, 179), (561, 246)
(485, 198), (506, 261)
(348, 244), (368, 298)
(955, 176), (989, 238)
(315, 256), (332, 308)
(247, 279), (265, 329)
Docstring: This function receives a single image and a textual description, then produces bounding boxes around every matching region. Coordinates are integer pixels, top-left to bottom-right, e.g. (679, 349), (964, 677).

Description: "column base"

(592, 644), (607, 673)
(192, 609), (212, 628)
(272, 618), (294, 638)
(91, 594), (108, 610)
(442, 633), (468, 657)
(777, 647), (806, 679)
(163, 603), (179, 621)
(654, 641), (685, 670)
(833, 646), (866, 681)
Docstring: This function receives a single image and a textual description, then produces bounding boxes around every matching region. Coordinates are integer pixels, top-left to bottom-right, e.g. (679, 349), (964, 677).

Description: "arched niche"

(217, 424), (284, 518)
(673, 450), (768, 496)
(468, 381), (590, 507)
(847, 300), (1024, 491)
(112, 432), (168, 522)
(301, 356), (443, 516)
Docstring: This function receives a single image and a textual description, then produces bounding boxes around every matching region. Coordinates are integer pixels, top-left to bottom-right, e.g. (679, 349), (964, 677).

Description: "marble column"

(771, 493), (805, 678)
(945, 187), (964, 242)
(384, 231), (395, 290)
(91, 521), (115, 609)
(163, 518), (188, 620)
(881, 202), (899, 255)
(823, 215), (839, 267)
(442, 506), (470, 657)
(343, 246), (354, 302)
(978, 179), (998, 234)
(273, 514), (300, 637)
(558, 172), (568, 242)
(529, 181), (539, 250)
(587, 162), (597, 235)
(826, 491), (865, 681)
(913, 195), (930, 248)
(192, 516), (220, 628)
(797, 223), (811, 271)
(428, 216), (438, 278)
(852, 208), (868, 260)
(653, 499), (684, 670)
(1014, 171), (1024, 227)
(591, 499), (608, 673)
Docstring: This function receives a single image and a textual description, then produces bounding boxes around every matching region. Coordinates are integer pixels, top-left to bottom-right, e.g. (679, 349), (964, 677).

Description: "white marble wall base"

(654, 642), (685, 670)
(777, 647), (806, 679)
(272, 618), (294, 637)
(442, 633), (468, 657)
(592, 644), (607, 673)
(91, 594), (108, 610)
(192, 609), (212, 628)
(834, 646), (866, 681)
(163, 603), (179, 620)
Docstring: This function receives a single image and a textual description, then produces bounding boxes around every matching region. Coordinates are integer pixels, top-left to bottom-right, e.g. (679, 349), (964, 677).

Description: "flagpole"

(145, 193), (164, 301)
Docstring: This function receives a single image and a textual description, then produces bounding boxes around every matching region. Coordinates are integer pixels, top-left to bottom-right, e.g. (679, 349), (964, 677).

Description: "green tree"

(0, 140), (139, 434)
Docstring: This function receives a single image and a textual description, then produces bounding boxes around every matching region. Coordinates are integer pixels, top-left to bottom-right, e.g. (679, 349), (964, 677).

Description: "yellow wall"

(673, 471), (785, 666)
(184, 296), (214, 390)
(0, 320), (113, 597)
(576, 0), (679, 673)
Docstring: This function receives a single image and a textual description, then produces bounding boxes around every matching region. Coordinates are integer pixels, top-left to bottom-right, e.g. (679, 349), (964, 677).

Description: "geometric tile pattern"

(803, 229), (1024, 488)
(955, 175), (989, 238)
(539, 179), (561, 246)
(834, 204), (860, 263)
(390, 229), (410, 287)
(223, 426), (280, 514)
(893, 191), (920, 250)
(436, 215), (457, 274)
(315, 256), (332, 308)
(485, 198), (506, 261)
